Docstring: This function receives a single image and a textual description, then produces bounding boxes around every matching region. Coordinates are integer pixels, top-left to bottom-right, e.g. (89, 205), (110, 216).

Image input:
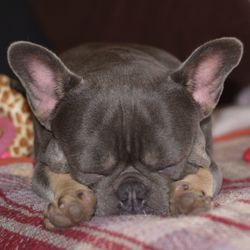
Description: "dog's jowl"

(8, 38), (243, 229)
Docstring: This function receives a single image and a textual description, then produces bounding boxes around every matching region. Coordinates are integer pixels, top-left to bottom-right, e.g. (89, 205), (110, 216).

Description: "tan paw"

(44, 188), (96, 230)
(170, 181), (213, 216)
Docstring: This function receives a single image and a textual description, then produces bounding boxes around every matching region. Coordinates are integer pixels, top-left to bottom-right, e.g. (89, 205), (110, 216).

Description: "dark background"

(1, 0), (250, 104)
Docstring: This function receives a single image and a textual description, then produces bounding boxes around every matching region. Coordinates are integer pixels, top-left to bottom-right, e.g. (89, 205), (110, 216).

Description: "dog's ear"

(8, 41), (81, 129)
(171, 38), (243, 118)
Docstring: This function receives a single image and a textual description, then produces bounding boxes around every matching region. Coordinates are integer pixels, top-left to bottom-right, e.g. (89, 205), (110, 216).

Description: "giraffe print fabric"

(0, 75), (33, 158)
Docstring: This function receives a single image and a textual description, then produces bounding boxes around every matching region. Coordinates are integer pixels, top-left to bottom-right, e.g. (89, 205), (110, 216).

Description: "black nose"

(116, 179), (148, 214)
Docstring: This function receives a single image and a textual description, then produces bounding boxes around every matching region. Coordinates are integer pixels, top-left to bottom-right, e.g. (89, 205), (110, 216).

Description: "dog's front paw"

(170, 181), (213, 216)
(44, 188), (96, 230)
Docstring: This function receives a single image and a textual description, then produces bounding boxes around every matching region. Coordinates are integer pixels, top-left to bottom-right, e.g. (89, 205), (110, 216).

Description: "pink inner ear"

(192, 54), (221, 106)
(28, 58), (57, 114)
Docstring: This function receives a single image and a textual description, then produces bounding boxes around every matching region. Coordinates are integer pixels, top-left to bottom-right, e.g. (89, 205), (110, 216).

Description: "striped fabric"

(0, 131), (250, 250)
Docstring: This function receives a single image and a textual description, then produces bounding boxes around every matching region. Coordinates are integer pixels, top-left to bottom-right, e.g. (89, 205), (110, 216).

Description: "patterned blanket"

(0, 130), (250, 250)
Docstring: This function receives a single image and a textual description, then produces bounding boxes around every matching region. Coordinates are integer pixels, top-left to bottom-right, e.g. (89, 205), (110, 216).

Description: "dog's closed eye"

(77, 173), (105, 186)
(157, 160), (186, 179)
(158, 164), (175, 174)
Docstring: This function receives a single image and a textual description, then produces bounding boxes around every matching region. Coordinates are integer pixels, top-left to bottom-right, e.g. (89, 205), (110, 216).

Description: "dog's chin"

(95, 195), (169, 217)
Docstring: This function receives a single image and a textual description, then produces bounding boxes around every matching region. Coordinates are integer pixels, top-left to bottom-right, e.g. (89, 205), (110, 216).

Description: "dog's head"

(8, 38), (243, 216)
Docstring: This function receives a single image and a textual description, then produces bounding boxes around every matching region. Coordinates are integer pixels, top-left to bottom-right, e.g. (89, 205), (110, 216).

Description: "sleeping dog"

(8, 38), (243, 229)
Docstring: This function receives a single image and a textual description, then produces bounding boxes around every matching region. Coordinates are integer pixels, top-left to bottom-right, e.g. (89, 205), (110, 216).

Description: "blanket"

(0, 130), (250, 250)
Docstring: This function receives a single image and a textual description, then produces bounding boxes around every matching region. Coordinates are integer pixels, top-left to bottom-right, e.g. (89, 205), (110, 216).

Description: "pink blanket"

(0, 131), (250, 250)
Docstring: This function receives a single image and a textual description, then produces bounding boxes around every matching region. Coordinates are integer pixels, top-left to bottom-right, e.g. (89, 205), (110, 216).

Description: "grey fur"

(8, 38), (243, 216)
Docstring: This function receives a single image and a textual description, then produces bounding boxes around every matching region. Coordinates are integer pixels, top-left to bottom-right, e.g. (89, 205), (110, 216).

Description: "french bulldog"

(7, 38), (243, 229)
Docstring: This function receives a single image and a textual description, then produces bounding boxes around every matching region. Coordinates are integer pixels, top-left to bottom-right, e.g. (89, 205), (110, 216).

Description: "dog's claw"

(44, 189), (96, 230)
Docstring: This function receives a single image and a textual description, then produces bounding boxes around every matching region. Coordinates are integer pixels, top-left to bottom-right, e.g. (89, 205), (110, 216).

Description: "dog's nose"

(116, 179), (148, 214)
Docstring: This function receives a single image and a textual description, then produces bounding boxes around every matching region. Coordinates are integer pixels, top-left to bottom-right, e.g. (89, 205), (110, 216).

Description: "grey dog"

(8, 38), (243, 229)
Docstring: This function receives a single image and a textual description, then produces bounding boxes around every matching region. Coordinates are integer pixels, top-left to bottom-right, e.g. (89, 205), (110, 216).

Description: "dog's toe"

(174, 191), (212, 215)
(44, 189), (96, 229)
